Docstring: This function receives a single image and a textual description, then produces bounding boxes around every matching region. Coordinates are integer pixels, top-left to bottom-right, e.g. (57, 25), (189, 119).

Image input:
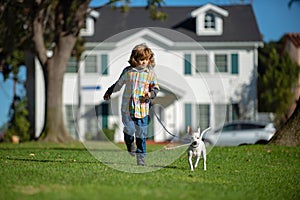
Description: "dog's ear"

(197, 127), (201, 133)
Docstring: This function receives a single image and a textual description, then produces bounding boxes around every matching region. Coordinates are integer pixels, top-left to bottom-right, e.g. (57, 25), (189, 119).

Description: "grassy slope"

(0, 142), (299, 200)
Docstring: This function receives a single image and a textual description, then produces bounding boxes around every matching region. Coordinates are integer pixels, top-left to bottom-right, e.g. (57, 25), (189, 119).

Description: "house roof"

(85, 4), (262, 43)
(285, 33), (300, 47)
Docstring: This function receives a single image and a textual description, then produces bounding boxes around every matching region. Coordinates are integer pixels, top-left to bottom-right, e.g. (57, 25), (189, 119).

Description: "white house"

(35, 3), (263, 142)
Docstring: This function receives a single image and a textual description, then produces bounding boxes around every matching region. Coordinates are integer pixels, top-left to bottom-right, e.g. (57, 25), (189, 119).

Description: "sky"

(0, 0), (299, 128)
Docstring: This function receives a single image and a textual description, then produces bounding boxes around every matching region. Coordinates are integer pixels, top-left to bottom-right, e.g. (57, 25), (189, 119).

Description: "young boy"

(103, 43), (160, 166)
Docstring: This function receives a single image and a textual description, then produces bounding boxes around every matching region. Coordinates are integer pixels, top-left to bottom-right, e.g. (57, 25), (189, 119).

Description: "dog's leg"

(188, 151), (194, 171)
(194, 154), (200, 169)
(202, 149), (207, 171)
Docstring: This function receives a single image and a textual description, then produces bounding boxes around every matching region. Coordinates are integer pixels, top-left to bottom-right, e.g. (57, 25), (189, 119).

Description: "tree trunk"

(269, 97), (300, 146)
(39, 35), (77, 142)
(32, 0), (90, 142)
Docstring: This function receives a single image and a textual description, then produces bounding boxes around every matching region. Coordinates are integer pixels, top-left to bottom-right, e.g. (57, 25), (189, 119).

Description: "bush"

(4, 98), (30, 143)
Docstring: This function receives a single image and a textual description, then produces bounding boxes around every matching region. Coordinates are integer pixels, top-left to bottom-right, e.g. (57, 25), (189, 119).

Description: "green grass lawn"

(0, 142), (299, 200)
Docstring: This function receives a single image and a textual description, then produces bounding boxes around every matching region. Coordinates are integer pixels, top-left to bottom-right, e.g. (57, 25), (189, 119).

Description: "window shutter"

(184, 54), (192, 75)
(101, 54), (108, 75)
(231, 54), (238, 74)
(185, 104), (192, 128)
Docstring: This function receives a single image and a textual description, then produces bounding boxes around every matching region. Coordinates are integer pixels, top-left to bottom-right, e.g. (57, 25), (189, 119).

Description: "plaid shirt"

(112, 66), (159, 118)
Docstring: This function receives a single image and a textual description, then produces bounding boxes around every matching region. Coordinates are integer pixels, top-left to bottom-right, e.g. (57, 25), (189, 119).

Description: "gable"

(191, 3), (229, 17)
(109, 28), (175, 47)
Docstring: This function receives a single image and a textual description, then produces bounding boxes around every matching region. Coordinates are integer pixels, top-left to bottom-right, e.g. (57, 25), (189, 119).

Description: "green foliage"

(0, 143), (299, 199)
(258, 41), (300, 126)
(0, 1), (31, 71)
(1, 50), (24, 80)
(1, 0), (168, 142)
(104, 0), (167, 21)
(147, 0), (168, 21)
(4, 98), (30, 142)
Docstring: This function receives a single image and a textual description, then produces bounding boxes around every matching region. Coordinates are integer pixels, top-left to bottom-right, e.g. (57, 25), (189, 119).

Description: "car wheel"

(255, 140), (268, 145)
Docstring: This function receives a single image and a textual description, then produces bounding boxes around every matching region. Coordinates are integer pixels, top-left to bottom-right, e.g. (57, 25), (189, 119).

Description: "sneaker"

(136, 156), (146, 166)
(128, 143), (136, 157)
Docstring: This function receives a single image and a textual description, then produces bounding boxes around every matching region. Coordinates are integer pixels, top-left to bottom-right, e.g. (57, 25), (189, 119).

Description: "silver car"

(203, 121), (276, 146)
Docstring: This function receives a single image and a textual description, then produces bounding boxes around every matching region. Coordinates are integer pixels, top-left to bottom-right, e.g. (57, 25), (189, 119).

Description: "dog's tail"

(199, 127), (212, 140)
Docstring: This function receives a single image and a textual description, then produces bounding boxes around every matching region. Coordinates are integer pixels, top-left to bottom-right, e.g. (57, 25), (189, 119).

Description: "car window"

(223, 124), (240, 131)
(241, 124), (265, 130)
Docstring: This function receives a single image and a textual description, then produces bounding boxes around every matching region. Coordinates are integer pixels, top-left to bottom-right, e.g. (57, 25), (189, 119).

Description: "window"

(230, 103), (239, 121)
(195, 54), (209, 73)
(241, 123), (264, 130)
(196, 104), (210, 129)
(223, 124), (240, 131)
(191, 4), (228, 36)
(66, 57), (77, 73)
(85, 55), (97, 73)
(214, 53), (239, 74)
(204, 13), (216, 29)
(84, 54), (109, 74)
(184, 53), (238, 75)
(184, 54), (192, 75)
(185, 103), (210, 129)
(84, 105), (99, 139)
(215, 54), (227, 72)
(184, 53), (208, 75)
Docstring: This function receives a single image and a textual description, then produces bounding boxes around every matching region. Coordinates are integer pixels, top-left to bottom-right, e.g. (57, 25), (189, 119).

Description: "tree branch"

(32, 1), (47, 67)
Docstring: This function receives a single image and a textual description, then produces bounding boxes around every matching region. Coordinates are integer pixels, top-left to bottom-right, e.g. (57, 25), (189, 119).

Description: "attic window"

(204, 13), (215, 29)
(191, 4), (228, 36)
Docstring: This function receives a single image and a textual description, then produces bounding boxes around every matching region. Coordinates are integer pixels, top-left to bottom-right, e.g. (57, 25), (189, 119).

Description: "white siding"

(36, 32), (260, 142)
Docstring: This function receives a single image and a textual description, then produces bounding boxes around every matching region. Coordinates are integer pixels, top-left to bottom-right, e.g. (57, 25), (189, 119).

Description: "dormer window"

(191, 3), (228, 36)
(204, 13), (216, 29)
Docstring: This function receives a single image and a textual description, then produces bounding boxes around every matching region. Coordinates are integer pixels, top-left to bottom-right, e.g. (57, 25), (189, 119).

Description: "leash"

(164, 143), (190, 150)
(149, 104), (191, 150)
(151, 108), (178, 138)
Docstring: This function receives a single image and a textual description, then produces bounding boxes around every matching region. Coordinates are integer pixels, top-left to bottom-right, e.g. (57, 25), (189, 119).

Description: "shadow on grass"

(0, 147), (86, 151)
(1, 142), (188, 173)
(3, 151), (183, 171)
(4, 156), (98, 164)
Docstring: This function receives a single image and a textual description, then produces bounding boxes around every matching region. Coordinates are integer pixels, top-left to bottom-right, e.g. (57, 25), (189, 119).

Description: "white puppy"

(187, 126), (211, 171)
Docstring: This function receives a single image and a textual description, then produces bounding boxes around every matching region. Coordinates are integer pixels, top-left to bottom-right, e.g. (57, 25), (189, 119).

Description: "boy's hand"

(144, 92), (151, 103)
(145, 92), (151, 98)
(103, 93), (111, 101)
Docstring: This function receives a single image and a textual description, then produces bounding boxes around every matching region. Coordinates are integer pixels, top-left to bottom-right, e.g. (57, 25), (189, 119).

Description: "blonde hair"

(128, 43), (155, 67)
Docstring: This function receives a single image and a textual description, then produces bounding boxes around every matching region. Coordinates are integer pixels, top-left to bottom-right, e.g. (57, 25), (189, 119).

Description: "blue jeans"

(122, 113), (149, 158)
